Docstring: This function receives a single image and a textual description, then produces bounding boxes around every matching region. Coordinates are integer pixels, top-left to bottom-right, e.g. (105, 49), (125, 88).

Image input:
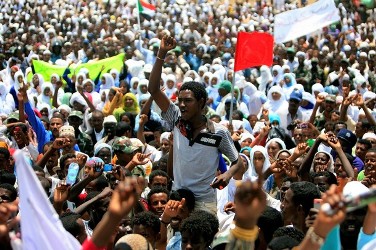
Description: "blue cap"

(290, 89), (302, 102)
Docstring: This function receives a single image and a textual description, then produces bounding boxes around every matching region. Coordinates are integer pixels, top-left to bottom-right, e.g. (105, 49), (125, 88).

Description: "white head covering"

(110, 69), (120, 84)
(272, 65), (283, 84)
(248, 145), (271, 181)
(257, 65), (273, 93)
(13, 71), (25, 93)
(311, 83), (325, 96)
(265, 138), (287, 157)
(310, 151), (334, 173)
(130, 77), (140, 94)
(101, 73), (115, 90)
(264, 85), (287, 112)
(160, 132), (171, 144)
(75, 72), (87, 91)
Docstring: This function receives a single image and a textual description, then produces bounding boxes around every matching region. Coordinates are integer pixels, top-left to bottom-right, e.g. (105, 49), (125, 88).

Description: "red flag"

(234, 32), (274, 72)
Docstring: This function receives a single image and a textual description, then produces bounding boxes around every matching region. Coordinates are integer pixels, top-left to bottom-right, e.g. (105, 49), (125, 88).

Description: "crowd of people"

(1, 0), (376, 249)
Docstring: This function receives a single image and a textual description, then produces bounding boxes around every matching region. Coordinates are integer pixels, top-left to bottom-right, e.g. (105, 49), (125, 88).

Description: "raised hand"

(54, 184), (70, 204)
(52, 138), (68, 150)
(108, 177), (144, 218)
(139, 114), (148, 126)
(111, 165), (126, 182)
(159, 35), (177, 54)
(161, 198), (186, 223)
(313, 185), (346, 238)
(293, 142), (309, 157)
(316, 94), (325, 105)
(233, 177), (266, 229)
(326, 133), (341, 150)
(76, 153), (88, 169)
(89, 162), (104, 179)
(130, 152), (151, 166)
(352, 93), (365, 107)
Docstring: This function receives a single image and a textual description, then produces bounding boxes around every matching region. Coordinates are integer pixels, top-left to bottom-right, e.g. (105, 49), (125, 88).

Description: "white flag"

(15, 150), (81, 250)
(274, 0), (340, 44)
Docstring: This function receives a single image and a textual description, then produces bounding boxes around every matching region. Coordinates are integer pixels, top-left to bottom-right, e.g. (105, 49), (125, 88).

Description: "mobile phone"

(254, 121), (266, 133)
(66, 163), (79, 185)
(103, 163), (113, 172)
(314, 199), (322, 210)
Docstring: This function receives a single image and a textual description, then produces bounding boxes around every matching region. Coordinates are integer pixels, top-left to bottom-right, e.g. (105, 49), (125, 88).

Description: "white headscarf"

(101, 73), (115, 90)
(311, 83), (324, 96)
(164, 74), (177, 98)
(257, 65), (273, 93)
(248, 145), (271, 181)
(130, 77), (140, 94)
(110, 68), (120, 84)
(265, 138), (287, 157)
(272, 65), (283, 85)
(310, 151), (334, 173)
(37, 82), (53, 107)
(264, 85), (287, 113)
(13, 71), (25, 93)
(75, 73), (87, 91)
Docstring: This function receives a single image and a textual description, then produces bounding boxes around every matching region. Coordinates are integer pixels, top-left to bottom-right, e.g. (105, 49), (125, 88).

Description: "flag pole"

(228, 71), (236, 126)
(136, 0), (142, 44)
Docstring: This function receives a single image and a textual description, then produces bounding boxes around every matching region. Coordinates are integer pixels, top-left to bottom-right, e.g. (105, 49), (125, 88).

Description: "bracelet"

(160, 218), (170, 226)
(230, 224), (258, 241)
(307, 227), (325, 246)
(156, 56), (165, 61)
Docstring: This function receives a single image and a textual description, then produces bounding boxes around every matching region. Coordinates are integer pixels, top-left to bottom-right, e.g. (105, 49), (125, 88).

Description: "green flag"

(31, 53), (125, 84)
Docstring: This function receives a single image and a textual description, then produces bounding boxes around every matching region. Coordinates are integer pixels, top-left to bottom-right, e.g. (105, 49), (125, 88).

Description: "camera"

(287, 122), (297, 131)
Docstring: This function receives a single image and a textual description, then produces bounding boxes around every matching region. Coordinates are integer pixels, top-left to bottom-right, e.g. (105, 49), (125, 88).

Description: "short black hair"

(290, 181), (321, 216)
(0, 183), (17, 202)
(119, 112), (135, 129)
(0, 148), (10, 160)
(179, 81), (208, 109)
(147, 186), (169, 205)
(334, 121), (347, 128)
(180, 210), (219, 247)
(0, 172), (16, 186)
(273, 227), (305, 243)
(169, 189), (195, 212)
(60, 212), (82, 238)
(257, 206), (283, 244)
(115, 121), (132, 137)
(132, 211), (161, 235)
(357, 139), (372, 150)
(359, 119), (371, 130)
(59, 153), (76, 170)
(149, 170), (169, 184)
(310, 171), (338, 186)
(232, 110), (245, 120)
(267, 236), (300, 250)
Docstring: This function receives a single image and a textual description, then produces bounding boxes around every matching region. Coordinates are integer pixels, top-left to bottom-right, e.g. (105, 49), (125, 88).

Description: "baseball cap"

(215, 80), (232, 93)
(290, 90), (302, 102)
(113, 136), (139, 154)
(337, 129), (357, 148)
(5, 112), (19, 124)
(68, 110), (83, 120)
